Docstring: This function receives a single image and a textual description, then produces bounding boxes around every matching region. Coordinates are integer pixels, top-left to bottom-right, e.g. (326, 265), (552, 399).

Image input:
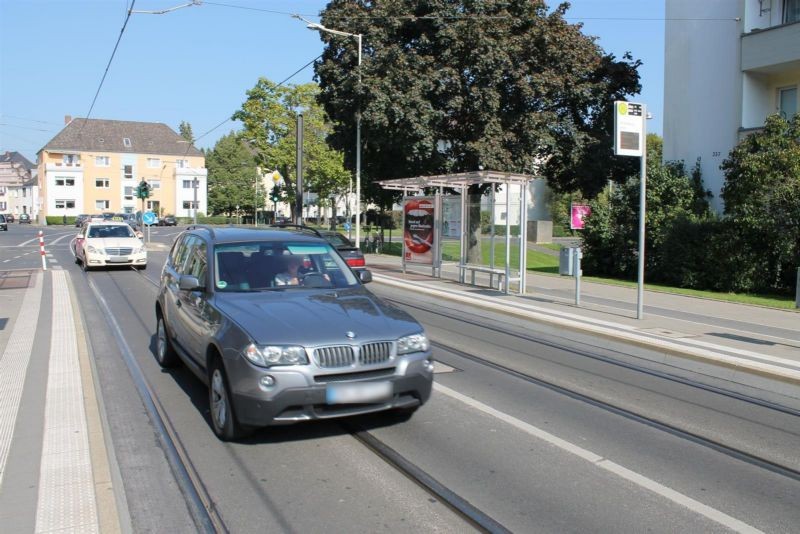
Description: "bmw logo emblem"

(346, 331), (356, 339)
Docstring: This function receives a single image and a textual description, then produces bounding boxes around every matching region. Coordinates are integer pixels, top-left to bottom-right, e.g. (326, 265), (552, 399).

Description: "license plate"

(107, 256), (129, 263)
(326, 381), (392, 404)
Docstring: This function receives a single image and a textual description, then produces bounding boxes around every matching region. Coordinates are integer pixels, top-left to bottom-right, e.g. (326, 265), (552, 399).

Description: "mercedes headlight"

(397, 333), (429, 355)
(244, 344), (308, 367)
(133, 245), (146, 254)
(87, 244), (104, 254)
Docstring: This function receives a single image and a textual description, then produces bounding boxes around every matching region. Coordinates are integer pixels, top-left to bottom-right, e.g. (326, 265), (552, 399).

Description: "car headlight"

(244, 344), (308, 367)
(397, 333), (429, 355)
(133, 245), (146, 254)
(87, 245), (104, 254)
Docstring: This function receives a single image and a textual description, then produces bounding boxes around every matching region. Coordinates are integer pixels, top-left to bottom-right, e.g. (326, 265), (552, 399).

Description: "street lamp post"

(297, 16), (362, 248)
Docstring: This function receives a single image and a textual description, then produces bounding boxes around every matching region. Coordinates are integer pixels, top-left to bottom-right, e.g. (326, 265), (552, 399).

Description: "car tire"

(155, 314), (179, 368)
(81, 256), (91, 271)
(209, 357), (249, 441)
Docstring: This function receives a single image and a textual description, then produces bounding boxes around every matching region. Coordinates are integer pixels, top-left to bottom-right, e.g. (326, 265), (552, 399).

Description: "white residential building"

(664, 0), (799, 212)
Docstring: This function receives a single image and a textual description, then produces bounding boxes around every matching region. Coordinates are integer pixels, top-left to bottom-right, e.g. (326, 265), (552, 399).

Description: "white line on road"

(0, 271), (42, 488)
(434, 383), (763, 534)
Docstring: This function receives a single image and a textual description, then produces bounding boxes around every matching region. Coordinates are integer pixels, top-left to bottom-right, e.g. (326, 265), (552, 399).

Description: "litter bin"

(560, 247), (577, 276)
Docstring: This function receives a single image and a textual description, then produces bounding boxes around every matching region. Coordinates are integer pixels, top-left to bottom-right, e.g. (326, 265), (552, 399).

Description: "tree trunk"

(467, 185), (483, 264)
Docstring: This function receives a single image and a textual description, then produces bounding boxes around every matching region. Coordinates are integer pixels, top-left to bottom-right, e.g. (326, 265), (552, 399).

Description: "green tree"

(206, 132), (260, 216)
(179, 121), (194, 143)
(233, 80), (350, 221)
(720, 114), (800, 292)
(315, 0), (641, 261)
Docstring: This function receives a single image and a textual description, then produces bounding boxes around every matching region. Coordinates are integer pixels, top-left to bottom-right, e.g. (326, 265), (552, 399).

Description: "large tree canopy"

(315, 0), (641, 198)
(206, 132), (260, 216)
(233, 80), (351, 220)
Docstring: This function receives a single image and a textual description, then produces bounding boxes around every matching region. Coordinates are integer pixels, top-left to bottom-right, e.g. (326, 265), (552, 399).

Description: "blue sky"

(0, 0), (665, 163)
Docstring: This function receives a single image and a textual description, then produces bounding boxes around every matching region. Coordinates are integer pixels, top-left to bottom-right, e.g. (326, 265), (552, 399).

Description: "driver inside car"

(274, 255), (304, 286)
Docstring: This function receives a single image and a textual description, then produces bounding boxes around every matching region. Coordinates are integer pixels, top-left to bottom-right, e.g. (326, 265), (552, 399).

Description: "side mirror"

(179, 275), (203, 291)
(357, 269), (373, 284)
(77, 233), (84, 238)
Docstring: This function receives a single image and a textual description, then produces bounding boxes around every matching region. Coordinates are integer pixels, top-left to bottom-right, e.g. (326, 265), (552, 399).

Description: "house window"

(55, 199), (76, 209)
(0, 202), (6, 211)
(62, 154), (79, 166)
(147, 158), (161, 168)
(96, 156), (110, 167)
(96, 179), (110, 188)
(123, 165), (133, 179)
(95, 200), (110, 210)
(149, 180), (161, 190)
(54, 178), (75, 186)
(785, 0), (800, 23)
(0, 186), (6, 195)
(183, 180), (193, 188)
(123, 138), (132, 148)
(779, 86), (797, 119)
(183, 201), (198, 209)
(176, 159), (188, 168)
(124, 186), (135, 199)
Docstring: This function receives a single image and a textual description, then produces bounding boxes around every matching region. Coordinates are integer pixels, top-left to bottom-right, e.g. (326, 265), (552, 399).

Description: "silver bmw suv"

(155, 226), (434, 440)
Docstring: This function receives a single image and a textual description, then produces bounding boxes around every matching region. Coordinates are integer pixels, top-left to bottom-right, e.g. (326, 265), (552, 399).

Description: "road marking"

(0, 271), (42, 487)
(35, 270), (99, 533)
(434, 383), (764, 534)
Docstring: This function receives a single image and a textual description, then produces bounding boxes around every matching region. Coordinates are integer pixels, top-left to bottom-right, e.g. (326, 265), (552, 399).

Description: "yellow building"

(37, 117), (206, 221)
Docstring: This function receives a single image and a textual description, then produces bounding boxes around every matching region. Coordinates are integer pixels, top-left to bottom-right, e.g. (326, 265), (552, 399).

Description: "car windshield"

(214, 241), (359, 292)
(87, 225), (136, 238)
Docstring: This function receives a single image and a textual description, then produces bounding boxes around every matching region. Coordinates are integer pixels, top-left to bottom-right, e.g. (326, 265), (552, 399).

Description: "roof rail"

(267, 223), (322, 237)
(186, 224), (216, 238)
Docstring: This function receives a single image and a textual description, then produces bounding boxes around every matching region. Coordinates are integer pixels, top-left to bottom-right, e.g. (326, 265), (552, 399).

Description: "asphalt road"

(2, 223), (798, 533)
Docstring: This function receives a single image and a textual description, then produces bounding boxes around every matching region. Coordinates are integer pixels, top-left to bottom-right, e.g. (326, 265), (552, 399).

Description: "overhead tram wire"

(77, 0), (137, 137)
(180, 53), (323, 159)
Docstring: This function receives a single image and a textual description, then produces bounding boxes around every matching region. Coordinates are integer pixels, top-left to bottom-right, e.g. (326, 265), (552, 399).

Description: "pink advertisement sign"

(570, 204), (591, 230)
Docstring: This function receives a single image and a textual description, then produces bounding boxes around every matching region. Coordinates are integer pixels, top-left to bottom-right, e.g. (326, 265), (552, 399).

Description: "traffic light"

(136, 180), (152, 199)
(270, 186), (280, 203)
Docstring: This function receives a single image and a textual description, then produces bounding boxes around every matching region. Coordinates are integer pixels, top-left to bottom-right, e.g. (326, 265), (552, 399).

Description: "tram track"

(382, 295), (800, 480)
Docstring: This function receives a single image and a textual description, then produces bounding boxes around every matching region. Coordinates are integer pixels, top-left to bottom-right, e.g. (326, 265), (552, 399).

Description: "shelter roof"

(377, 170), (536, 191)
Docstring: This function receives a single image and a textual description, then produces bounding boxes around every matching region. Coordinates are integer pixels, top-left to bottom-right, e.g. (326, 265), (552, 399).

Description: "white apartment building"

(664, 0), (799, 212)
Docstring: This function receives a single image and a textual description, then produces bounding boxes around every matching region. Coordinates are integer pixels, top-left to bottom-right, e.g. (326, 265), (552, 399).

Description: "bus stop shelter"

(377, 170), (536, 295)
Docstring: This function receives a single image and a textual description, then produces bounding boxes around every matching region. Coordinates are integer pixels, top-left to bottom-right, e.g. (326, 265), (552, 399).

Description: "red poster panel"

(570, 204), (592, 230)
(403, 197), (435, 264)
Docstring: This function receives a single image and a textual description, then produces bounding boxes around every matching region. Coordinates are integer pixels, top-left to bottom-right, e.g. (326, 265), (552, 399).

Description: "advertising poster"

(570, 204), (592, 230)
(442, 196), (461, 238)
(403, 197), (435, 264)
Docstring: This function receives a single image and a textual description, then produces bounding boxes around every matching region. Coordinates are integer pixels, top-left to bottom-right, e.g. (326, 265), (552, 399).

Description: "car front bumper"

(229, 354), (434, 427)
(85, 251), (147, 267)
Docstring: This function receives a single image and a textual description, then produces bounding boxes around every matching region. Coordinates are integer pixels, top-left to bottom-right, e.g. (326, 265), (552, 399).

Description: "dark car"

(155, 226), (433, 441)
(18, 213), (31, 224)
(0, 214), (7, 231)
(319, 230), (366, 270)
(5, 214), (14, 223)
(75, 214), (89, 227)
(158, 215), (177, 226)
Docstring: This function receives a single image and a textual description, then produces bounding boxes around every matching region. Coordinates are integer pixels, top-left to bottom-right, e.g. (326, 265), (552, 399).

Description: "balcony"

(742, 22), (800, 73)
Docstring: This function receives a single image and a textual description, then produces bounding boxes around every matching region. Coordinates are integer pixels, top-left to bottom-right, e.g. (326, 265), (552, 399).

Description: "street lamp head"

(306, 22), (324, 31)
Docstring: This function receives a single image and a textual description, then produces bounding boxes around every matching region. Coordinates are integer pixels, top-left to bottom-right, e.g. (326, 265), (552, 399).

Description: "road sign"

(142, 211), (156, 225)
(614, 101), (644, 157)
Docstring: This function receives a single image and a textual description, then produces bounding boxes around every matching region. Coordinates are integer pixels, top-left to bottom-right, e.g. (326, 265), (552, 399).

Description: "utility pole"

(295, 113), (303, 225)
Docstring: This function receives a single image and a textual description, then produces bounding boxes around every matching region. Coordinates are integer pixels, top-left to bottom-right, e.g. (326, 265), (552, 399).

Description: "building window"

(779, 86), (797, 119)
(124, 186), (135, 199)
(147, 158), (161, 168)
(149, 180), (161, 190)
(0, 186), (6, 195)
(62, 154), (79, 166)
(123, 165), (133, 179)
(183, 180), (193, 188)
(785, 0), (800, 23)
(95, 200), (110, 210)
(0, 202), (6, 211)
(183, 201), (198, 209)
(123, 137), (132, 148)
(176, 159), (189, 168)
(96, 156), (110, 167)
(55, 199), (76, 209)
(96, 179), (110, 188)
(55, 178), (75, 186)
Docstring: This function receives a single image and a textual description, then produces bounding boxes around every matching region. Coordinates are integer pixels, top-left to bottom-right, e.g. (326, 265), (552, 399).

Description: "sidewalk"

(364, 253), (800, 400)
(0, 268), (121, 533)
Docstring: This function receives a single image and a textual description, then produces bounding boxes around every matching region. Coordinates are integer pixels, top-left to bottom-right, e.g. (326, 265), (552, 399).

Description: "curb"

(372, 273), (800, 387)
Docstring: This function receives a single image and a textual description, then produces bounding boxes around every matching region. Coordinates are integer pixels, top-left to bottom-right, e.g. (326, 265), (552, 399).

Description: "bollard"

(574, 247), (582, 307)
(39, 230), (47, 271)
(796, 268), (799, 309)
